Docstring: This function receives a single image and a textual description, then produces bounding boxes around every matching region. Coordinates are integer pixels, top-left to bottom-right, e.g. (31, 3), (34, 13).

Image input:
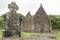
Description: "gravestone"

(33, 4), (51, 33)
(3, 2), (21, 37)
(21, 11), (33, 32)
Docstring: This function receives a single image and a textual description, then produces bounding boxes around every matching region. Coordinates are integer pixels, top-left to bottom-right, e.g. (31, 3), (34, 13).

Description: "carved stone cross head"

(8, 1), (19, 11)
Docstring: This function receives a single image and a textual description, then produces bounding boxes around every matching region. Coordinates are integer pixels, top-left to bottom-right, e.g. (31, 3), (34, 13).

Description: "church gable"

(21, 11), (33, 32)
(33, 4), (50, 33)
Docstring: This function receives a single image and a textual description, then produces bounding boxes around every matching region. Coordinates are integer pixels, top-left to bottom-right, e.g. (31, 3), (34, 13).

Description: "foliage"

(2, 13), (7, 21)
(49, 15), (60, 30)
(18, 13), (24, 22)
(0, 16), (6, 29)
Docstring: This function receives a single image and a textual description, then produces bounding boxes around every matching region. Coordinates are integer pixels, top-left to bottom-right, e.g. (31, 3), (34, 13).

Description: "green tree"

(49, 15), (60, 30)
(18, 13), (24, 22)
(2, 13), (7, 21)
(0, 16), (6, 29)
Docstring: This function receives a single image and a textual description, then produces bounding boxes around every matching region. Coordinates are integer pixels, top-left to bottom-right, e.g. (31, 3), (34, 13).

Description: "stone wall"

(33, 4), (50, 33)
(21, 12), (33, 32)
(1, 37), (56, 40)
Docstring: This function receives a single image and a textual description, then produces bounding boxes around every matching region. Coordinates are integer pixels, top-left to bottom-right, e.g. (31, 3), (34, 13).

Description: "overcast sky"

(0, 0), (60, 16)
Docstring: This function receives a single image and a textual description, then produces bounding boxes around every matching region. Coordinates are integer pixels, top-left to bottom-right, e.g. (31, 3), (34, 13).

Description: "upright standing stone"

(21, 11), (33, 32)
(3, 2), (21, 37)
(33, 4), (51, 33)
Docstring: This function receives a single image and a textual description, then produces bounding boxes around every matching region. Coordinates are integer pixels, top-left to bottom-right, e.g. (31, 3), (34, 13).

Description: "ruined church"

(21, 12), (33, 32)
(21, 4), (51, 33)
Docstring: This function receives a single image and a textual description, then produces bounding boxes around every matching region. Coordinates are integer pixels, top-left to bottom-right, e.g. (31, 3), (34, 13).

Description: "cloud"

(0, 0), (60, 16)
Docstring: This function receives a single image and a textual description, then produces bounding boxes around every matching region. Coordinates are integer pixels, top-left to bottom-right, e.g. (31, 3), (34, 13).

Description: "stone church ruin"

(21, 11), (33, 32)
(33, 4), (50, 33)
(21, 4), (51, 33)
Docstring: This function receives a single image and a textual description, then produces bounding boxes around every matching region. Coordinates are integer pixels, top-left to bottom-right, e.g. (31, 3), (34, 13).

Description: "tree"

(18, 13), (24, 22)
(2, 13), (7, 21)
(0, 16), (6, 28)
(49, 15), (60, 30)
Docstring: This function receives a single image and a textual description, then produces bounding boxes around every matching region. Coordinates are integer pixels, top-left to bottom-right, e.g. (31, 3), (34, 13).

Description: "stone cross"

(3, 2), (21, 37)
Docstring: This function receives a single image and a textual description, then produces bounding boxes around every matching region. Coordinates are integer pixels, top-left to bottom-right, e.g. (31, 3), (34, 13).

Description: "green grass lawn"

(0, 29), (60, 40)
(0, 29), (4, 37)
(56, 31), (60, 40)
(21, 32), (56, 37)
(22, 32), (60, 40)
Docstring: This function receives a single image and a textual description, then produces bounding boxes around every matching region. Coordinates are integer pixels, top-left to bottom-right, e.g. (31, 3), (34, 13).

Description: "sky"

(0, 0), (60, 16)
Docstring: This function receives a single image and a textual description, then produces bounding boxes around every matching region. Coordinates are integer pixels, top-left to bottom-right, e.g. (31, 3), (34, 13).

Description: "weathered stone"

(33, 4), (51, 33)
(3, 2), (21, 37)
(21, 4), (51, 33)
(21, 11), (33, 32)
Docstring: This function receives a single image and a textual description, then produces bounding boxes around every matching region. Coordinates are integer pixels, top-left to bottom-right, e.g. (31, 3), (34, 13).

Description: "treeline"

(49, 15), (60, 31)
(0, 13), (60, 31)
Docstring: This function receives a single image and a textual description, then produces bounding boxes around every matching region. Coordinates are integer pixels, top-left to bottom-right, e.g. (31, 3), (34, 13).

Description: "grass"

(56, 31), (60, 40)
(21, 32), (40, 37)
(0, 29), (60, 40)
(21, 32), (56, 37)
(21, 32), (60, 40)
(0, 29), (4, 37)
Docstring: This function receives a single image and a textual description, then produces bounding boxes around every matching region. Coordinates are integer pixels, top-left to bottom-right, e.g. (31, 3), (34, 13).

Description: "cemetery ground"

(0, 29), (58, 40)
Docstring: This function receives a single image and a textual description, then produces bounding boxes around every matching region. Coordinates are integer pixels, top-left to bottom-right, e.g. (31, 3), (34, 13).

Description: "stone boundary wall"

(0, 37), (56, 40)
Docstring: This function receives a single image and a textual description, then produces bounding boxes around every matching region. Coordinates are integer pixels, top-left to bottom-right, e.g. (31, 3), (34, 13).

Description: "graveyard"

(0, 1), (60, 40)
(0, 29), (59, 40)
